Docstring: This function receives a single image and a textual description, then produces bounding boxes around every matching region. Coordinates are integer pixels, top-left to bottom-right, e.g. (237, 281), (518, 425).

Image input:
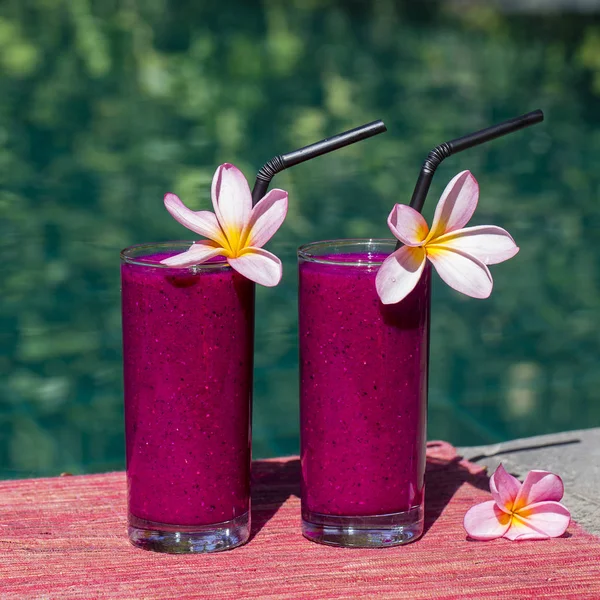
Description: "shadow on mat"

(249, 448), (494, 541)
(249, 458), (301, 541)
(424, 442), (491, 536)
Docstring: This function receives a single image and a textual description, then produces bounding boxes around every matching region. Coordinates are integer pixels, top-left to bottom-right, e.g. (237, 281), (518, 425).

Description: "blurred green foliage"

(1, 0), (599, 478)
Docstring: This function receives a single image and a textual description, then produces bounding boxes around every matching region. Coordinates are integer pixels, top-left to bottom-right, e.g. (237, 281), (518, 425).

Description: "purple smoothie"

(299, 252), (429, 517)
(121, 251), (254, 527)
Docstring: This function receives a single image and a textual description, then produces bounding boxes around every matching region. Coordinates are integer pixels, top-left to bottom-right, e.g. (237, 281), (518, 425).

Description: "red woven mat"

(1, 442), (599, 599)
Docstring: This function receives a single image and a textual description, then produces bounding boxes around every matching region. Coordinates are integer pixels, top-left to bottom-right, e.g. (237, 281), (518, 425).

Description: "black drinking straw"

(408, 109), (544, 213)
(251, 120), (387, 205)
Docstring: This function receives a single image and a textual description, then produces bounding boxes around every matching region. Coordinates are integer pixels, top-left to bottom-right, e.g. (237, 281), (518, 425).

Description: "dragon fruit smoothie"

(121, 243), (254, 552)
(298, 240), (429, 547)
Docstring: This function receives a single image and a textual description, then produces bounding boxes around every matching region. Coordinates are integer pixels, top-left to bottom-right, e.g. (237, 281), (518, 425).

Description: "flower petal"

(505, 501), (571, 541)
(160, 241), (226, 267)
(463, 500), (512, 540)
(164, 193), (229, 248)
(242, 188), (288, 248)
(513, 471), (565, 511)
(227, 247), (282, 287)
(426, 245), (493, 299)
(211, 163), (253, 250)
(387, 204), (429, 246)
(426, 171), (479, 242)
(489, 464), (522, 514)
(433, 226), (519, 265)
(375, 246), (426, 305)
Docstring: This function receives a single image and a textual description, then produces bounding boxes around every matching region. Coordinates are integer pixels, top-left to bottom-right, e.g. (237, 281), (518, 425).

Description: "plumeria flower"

(464, 464), (571, 541)
(161, 163), (288, 287)
(376, 171), (519, 304)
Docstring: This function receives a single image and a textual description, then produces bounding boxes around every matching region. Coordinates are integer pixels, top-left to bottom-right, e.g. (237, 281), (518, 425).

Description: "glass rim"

(120, 241), (230, 270)
(297, 238), (397, 267)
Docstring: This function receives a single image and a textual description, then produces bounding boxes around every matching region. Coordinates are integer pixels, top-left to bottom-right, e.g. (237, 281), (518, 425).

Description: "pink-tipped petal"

(426, 245), (493, 299)
(489, 464), (522, 514)
(243, 188), (288, 248)
(375, 246), (427, 305)
(513, 471), (565, 511)
(227, 247), (282, 287)
(387, 204), (429, 246)
(164, 193), (229, 248)
(427, 171), (479, 241)
(434, 226), (519, 265)
(463, 500), (512, 540)
(211, 163), (253, 246)
(505, 501), (571, 541)
(160, 241), (225, 267)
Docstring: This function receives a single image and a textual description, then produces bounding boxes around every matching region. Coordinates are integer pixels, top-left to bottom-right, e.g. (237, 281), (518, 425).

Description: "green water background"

(1, 0), (600, 478)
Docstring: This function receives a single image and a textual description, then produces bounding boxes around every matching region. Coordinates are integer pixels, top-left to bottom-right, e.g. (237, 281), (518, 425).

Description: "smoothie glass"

(121, 242), (254, 553)
(298, 239), (430, 547)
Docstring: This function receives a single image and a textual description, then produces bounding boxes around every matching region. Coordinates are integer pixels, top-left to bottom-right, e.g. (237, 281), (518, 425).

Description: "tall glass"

(298, 239), (430, 547)
(121, 242), (254, 553)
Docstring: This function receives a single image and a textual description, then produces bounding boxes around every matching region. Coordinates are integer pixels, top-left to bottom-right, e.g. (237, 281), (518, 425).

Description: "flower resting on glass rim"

(376, 171), (519, 304)
(161, 163), (288, 287)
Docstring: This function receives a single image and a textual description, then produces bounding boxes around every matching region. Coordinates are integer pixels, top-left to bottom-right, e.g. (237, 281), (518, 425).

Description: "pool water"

(1, 1), (599, 478)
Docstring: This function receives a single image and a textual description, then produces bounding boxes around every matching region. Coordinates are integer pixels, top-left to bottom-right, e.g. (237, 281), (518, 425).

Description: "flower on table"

(463, 464), (571, 541)
(376, 171), (519, 304)
(161, 163), (288, 287)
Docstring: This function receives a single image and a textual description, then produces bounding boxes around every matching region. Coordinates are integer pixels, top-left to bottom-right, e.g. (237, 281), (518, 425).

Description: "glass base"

(302, 504), (423, 548)
(128, 511), (250, 553)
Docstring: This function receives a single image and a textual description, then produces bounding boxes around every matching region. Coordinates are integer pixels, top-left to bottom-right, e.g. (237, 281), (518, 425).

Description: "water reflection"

(1, 0), (599, 477)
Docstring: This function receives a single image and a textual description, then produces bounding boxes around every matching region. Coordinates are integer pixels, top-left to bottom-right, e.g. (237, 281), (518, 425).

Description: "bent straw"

(409, 109), (544, 213)
(251, 120), (387, 205)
